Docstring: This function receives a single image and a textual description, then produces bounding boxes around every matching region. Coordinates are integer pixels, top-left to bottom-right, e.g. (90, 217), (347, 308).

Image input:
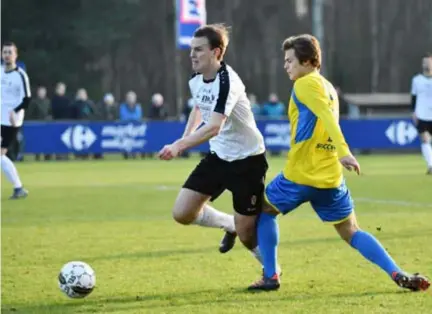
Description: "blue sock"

(257, 212), (279, 278)
(350, 230), (401, 277)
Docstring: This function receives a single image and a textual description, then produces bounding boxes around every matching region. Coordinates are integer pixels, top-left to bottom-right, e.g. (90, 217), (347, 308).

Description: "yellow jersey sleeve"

(294, 77), (351, 158)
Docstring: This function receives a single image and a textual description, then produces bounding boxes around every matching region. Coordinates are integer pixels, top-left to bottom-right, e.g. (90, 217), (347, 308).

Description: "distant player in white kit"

(158, 24), (272, 268)
(1, 42), (31, 199)
(411, 53), (432, 174)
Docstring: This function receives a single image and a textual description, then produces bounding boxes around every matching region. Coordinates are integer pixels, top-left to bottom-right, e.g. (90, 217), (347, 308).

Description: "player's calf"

(234, 214), (258, 250)
(333, 213), (359, 243)
(219, 213), (257, 254)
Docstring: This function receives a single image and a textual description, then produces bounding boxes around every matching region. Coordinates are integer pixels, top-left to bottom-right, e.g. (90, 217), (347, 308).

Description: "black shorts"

(416, 119), (432, 134)
(1, 125), (19, 149)
(183, 152), (268, 216)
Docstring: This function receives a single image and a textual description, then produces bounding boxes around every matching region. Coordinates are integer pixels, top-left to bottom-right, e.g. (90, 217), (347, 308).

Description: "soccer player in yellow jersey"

(248, 34), (430, 292)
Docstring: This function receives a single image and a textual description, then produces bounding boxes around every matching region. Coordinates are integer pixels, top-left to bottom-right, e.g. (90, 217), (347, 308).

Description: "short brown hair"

(2, 41), (18, 53)
(424, 52), (432, 58)
(282, 34), (321, 68)
(194, 24), (230, 60)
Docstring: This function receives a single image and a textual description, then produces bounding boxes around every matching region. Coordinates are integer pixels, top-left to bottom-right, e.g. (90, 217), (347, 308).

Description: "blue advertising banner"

(176, 0), (206, 49)
(21, 119), (420, 154)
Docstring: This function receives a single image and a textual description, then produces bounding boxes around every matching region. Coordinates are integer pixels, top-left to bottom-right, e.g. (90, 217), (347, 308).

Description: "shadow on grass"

(86, 246), (217, 262)
(85, 228), (432, 263)
(2, 288), (408, 314)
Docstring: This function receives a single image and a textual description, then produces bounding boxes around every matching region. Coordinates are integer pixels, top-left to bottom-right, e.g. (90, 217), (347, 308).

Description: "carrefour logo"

(61, 125), (97, 150)
(385, 121), (417, 145)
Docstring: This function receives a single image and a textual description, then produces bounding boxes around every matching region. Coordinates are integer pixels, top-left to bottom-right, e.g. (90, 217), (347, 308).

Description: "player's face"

(2, 45), (17, 65)
(190, 37), (215, 72)
(284, 49), (307, 81)
(422, 57), (432, 73)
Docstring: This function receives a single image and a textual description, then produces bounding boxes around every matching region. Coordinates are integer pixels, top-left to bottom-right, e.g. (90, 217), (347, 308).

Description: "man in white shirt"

(1, 42), (31, 199)
(159, 24), (276, 272)
(411, 53), (432, 174)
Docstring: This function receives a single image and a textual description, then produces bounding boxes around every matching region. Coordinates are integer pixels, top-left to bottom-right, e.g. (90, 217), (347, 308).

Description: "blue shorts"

(265, 173), (354, 223)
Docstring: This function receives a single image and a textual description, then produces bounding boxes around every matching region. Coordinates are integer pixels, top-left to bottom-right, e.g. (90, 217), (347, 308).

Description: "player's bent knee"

(172, 188), (209, 225)
(172, 206), (196, 225)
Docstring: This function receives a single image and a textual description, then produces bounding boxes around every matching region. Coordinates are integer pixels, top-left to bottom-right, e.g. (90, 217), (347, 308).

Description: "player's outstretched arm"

(158, 112), (226, 160)
(182, 106), (202, 138)
(295, 79), (360, 174)
(176, 111), (225, 150)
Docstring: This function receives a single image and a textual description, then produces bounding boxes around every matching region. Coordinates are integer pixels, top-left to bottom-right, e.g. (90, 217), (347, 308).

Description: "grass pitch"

(1, 154), (432, 313)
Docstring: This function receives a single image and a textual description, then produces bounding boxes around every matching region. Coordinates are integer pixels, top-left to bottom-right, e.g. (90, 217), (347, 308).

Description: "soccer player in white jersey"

(411, 53), (432, 174)
(1, 42), (31, 199)
(159, 24), (273, 269)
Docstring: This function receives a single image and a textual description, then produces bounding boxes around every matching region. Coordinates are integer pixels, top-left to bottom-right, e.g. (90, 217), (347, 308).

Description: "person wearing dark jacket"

(51, 82), (71, 120)
(149, 93), (168, 120)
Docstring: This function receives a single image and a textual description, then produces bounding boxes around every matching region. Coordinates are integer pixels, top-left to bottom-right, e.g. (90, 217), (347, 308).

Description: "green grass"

(2, 154), (432, 313)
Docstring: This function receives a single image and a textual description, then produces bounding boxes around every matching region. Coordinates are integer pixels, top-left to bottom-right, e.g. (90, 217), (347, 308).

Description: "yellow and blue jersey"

(283, 71), (351, 189)
(264, 70), (354, 224)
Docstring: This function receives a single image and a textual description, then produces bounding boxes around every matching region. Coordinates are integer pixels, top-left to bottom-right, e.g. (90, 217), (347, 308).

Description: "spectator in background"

(27, 86), (51, 121)
(70, 88), (94, 159)
(91, 93), (118, 160)
(249, 93), (262, 119)
(71, 88), (95, 120)
(149, 93), (168, 120)
(27, 86), (52, 161)
(51, 82), (71, 160)
(119, 91), (142, 122)
(262, 93), (285, 119)
(95, 93), (118, 121)
(119, 91), (142, 159)
(147, 93), (169, 158)
(51, 82), (71, 120)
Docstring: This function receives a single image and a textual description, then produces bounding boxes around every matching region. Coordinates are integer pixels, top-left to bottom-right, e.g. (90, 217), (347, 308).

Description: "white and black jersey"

(188, 62), (265, 161)
(1, 65), (31, 127)
(411, 74), (432, 122)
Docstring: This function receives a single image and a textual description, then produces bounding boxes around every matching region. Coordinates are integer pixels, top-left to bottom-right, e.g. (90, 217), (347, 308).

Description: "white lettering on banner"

(101, 123), (147, 152)
(61, 125), (97, 151)
(264, 123), (291, 148)
(180, 0), (206, 24)
(179, 36), (193, 46)
(385, 121), (417, 145)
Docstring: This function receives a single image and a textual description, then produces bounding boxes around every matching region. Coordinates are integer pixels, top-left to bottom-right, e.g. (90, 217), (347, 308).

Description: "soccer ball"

(58, 261), (96, 298)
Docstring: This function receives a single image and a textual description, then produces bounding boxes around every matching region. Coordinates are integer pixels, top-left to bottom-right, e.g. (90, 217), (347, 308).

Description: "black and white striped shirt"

(188, 62), (265, 161)
(1, 65), (31, 126)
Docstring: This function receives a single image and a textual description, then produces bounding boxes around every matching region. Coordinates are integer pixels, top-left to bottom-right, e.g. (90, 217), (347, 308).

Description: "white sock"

(421, 143), (432, 167)
(251, 246), (282, 275)
(192, 204), (236, 233)
(1, 155), (22, 188)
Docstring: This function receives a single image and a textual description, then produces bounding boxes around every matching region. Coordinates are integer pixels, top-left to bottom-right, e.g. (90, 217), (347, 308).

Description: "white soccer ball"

(58, 261), (96, 299)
